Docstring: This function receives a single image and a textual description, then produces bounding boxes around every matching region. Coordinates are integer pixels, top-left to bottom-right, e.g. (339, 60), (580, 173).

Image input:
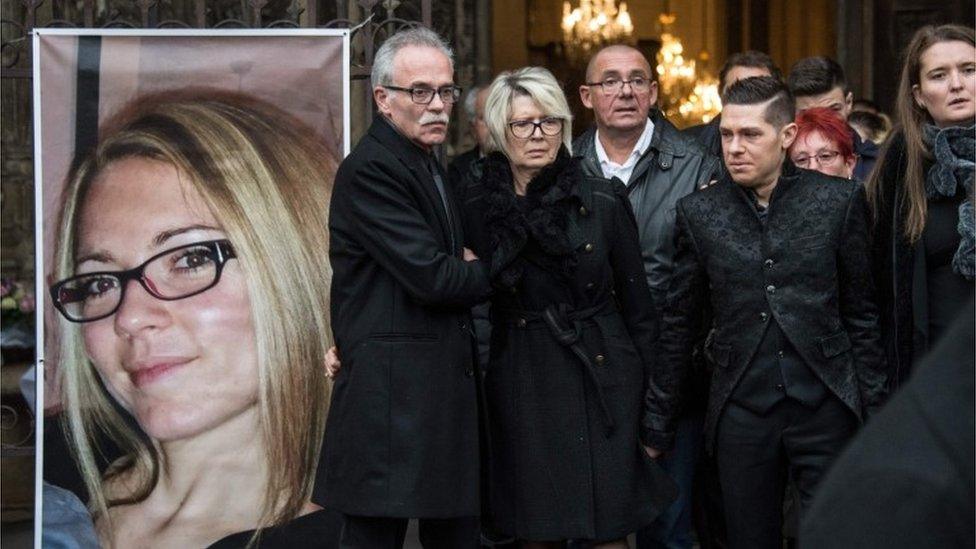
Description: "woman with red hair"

(789, 106), (858, 179)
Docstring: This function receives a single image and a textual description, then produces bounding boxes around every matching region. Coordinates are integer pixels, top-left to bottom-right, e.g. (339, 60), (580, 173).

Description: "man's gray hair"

(371, 27), (454, 86)
(462, 86), (483, 119)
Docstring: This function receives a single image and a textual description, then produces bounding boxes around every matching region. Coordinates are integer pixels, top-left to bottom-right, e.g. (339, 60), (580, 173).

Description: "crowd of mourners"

(41, 20), (974, 549)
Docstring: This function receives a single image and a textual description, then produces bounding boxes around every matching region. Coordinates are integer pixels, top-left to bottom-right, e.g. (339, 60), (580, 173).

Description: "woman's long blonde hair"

(53, 89), (336, 541)
(867, 24), (976, 242)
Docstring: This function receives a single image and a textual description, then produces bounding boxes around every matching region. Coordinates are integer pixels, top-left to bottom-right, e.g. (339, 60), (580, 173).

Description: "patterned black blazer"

(657, 162), (887, 452)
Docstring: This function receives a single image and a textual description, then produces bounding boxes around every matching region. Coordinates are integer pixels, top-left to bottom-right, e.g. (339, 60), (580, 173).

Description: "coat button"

(579, 206), (588, 216)
(517, 318), (527, 328)
(759, 312), (769, 322)
(766, 284), (776, 294)
(459, 321), (468, 330)
(764, 258), (774, 268)
(465, 368), (475, 378)
(585, 282), (595, 290)
(584, 243), (594, 253)
(775, 383), (785, 391)
(594, 354), (605, 364)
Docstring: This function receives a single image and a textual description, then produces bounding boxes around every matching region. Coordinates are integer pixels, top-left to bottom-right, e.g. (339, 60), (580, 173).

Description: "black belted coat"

(316, 117), (491, 518)
(457, 151), (677, 541)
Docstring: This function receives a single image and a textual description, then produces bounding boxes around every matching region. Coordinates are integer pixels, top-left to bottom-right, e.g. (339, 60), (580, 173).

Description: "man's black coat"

(657, 163), (887, 451)
(316, 117), (491, 517)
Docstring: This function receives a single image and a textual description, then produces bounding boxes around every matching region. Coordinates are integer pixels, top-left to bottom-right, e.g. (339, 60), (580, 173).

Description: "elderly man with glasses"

(318, 27), (490, 549)
(574, 44), (721, 549)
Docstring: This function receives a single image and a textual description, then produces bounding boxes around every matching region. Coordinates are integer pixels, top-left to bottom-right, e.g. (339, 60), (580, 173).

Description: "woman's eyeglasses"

(50, 239), (236, 323)
(792, 150), (842, 168)
(508, 117), (564, 139)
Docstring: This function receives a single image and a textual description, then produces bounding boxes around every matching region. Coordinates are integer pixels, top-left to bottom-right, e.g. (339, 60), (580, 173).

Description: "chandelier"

(654, 12), (722, 126)
(561, 0), (634, 63)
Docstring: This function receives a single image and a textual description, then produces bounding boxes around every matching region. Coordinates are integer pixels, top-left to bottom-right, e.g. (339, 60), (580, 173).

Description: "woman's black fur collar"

(481, 146), (583, 288)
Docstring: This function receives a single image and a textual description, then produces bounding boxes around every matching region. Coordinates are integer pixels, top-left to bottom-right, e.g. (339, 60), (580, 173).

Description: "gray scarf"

(922, 124), (975, 281)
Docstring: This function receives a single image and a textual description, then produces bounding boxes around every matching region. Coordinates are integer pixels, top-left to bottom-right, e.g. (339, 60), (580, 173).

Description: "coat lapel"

(369, 118), (457, 255)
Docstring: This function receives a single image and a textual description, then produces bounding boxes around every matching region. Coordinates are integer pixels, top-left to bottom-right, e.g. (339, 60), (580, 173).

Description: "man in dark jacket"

(787, 56), (878, 181)
(574, 44), (720, 549)
(447, 85), (490, 191)
(658, 76), (887, 549)
(317, 27), (490, 549)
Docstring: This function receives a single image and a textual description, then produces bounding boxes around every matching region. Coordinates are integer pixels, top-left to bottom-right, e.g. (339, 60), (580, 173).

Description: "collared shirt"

(594, 118), (655, 185)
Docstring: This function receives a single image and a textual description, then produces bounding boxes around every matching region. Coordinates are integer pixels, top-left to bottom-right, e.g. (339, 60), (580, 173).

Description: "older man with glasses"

(574, 44), (721, 549)
(318, 27), (490, 549)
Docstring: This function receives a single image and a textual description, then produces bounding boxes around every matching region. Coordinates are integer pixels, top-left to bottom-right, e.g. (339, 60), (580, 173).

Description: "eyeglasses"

(383, 85), (462, 105)
(508, 117), (564, 139)
(50, 239), (236, 323)
(792, 150), (842, 168)
(585, 77), (651, 95)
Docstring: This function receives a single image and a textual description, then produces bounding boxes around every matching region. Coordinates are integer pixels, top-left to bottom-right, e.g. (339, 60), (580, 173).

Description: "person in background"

(459, 65), (677, 548)
(319, 27), (490, 549)
(789, 106), (858, 180)
(867, 24), (975, 392)
(849, 110), (891, 146)
(574, 43), (720, 549)
(685, 50), (782, 160)
(658, 76), (886, 549)
(788, 56), (879, 180)
(449, 85), (492, 189)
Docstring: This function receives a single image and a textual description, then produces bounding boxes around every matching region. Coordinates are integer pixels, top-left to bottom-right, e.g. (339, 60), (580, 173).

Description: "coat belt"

(494, 302), (617, 433)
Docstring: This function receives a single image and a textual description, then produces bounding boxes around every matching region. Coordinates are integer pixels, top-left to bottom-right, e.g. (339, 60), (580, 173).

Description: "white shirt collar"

(594, 118), (655, 183)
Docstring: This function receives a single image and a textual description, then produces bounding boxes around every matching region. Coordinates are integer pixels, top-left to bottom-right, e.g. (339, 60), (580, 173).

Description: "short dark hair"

(722, 76), (795, 128)
(719, 50), (782, 91)
(787, 56), (848, 97)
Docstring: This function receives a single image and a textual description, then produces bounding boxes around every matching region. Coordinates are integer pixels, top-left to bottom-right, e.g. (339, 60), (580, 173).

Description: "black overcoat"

(316, 118), (491, 517)
(869, 132), (938, 390)
(657, 164), (888, 453)
(458, 152), (677, 541)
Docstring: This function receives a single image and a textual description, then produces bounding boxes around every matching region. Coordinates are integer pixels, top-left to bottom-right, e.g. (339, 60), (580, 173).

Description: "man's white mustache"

(419, 113), (449, 125)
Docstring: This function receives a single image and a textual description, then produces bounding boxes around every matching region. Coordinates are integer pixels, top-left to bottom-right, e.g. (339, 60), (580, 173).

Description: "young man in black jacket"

(658, 76), (887, 549)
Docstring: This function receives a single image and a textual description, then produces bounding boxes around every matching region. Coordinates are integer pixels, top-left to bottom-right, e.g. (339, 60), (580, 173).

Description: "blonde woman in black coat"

(456, 67), (677, 548)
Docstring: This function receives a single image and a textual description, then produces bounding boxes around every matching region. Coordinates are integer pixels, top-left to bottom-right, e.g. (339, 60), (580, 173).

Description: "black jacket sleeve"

(838, 184), (888, 414)
(649, 199), (708, 450)
(347, 159), (490, 307)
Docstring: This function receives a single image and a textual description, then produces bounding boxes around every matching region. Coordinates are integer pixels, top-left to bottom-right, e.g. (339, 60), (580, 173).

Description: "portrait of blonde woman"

(47, 90), (338, 548)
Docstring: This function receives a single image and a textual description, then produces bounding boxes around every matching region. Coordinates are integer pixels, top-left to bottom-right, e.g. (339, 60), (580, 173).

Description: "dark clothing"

(318, 117), (491, 518)
(801, 298), (975, 549)
(922, 191), (971, 345)
(448, 146), (481, 192)
(717, 395), (858, 549)
(870, 131), (974, 390)
(458, 151), (677, 541)
(337, 515), (479, 549)
(852, 127), (879, 182)
(684, 116), (722, 161)
(574, 111), (722, 310)
(658, 163), (887, 454)
(209, 510), (342, 549)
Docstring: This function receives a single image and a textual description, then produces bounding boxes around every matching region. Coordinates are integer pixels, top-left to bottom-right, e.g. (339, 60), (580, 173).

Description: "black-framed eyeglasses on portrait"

(50, 239), (237, 323)
(508, 117), (564, 139)
(384, 85), (462, 105)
